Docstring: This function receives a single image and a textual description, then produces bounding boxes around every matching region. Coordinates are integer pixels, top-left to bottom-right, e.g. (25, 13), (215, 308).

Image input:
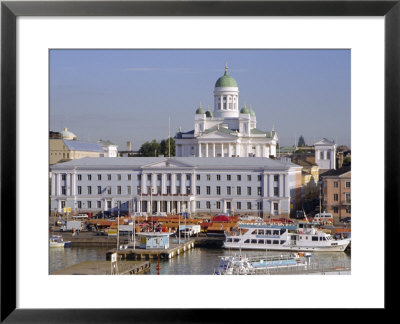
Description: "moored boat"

(50, 235), (71, 248)
(223, 222), (350, 252)
(214, 252), (312, 275)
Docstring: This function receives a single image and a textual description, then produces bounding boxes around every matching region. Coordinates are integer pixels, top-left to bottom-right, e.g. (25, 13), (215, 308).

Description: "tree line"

(138, 137), (176, 157)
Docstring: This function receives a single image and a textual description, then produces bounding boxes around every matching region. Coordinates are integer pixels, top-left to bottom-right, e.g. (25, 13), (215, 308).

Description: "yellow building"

(49, 128), (105, 165)
(291, 157), (319, 201)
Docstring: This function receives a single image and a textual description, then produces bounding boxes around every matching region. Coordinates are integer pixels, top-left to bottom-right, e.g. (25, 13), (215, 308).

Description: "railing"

(264, 261), (351, 275)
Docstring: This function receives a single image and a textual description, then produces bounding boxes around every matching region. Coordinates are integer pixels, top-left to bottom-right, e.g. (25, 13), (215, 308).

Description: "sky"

(50, 49), (351, 150)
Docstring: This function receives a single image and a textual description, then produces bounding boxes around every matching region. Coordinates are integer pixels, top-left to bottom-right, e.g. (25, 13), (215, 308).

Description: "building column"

(157, 201), (160, 213)
(269, 173), (274, 197)
(56, 174), (61, 196)
(228, 144), (232, 157)
(181, 173), (186, 195)
(66, 173), (71, 196)
(71, 173), (76, 196)
(213, 143), (216, 157)
(171, 173), (176, 194)
(191, 173), (195, 195)
(162, 174), (166, 194)
(205, 143), (209, 157)
(285, 174), (289, 197)
(221, 143), (224, 157)
(279, 174), (284, 197)
(263, 173), (268, 197)
(198, 143), (202, 157)
(236, 143), (240, 157)
(52, 174), (56, 196)
(141, 173), (146, 195)
(167, 201), (171, 213)
(151, 173), (156, 195)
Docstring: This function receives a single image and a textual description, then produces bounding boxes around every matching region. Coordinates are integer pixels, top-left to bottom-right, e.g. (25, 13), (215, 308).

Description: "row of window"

(200, 186), (264, 196)
(68, 173), (193, 182)
(62, 185), (271, 197)
(69, 185), (193, 196)
(333, 181), (351, 188)
(241, 239), (287, 245)
(64, 200), (262, 211)
(333, 193), (351, 202)
(61, 173), (277, 182)
(251, 229), (285, 235)
(201, 201), (263, 210)
(331, 206), (351, 214)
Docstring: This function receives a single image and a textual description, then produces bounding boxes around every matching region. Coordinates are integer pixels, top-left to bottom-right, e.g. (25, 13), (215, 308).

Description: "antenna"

(168, 116), (171, 158)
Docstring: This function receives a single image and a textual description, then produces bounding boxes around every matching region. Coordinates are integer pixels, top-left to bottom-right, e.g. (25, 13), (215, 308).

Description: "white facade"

(175, 65), (278, 158)
(50, 157), (302, 218)
(314, 138), (336, 170)
(98, 140), (118, 157)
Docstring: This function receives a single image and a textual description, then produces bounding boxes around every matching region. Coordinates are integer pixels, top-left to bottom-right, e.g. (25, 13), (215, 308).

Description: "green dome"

(195, 104), (205, 114)
(240, 105), (250, 114)
(206, 110), (213, 118)
(215, 64), (238, 88)
(249, 107), (256, 116)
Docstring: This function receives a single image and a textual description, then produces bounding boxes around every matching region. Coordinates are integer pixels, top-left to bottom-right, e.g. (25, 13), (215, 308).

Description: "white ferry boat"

(214, 252), (312, 275)
(223, 222), (350, 252)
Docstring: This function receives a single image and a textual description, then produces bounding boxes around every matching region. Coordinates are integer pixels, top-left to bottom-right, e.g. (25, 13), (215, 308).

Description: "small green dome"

(206, 110), (213, 118)
(195, 104), (205, 114)
(249, 107), (256, 116)
(240, 105), (250, 114)
(215, 64), (238, 88)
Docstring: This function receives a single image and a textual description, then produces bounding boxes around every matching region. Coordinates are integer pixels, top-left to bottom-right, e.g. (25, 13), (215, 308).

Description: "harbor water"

(50, 245), (351, 275)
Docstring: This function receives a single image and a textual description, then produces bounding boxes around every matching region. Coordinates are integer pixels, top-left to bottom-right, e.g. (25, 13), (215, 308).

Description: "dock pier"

(106, 239), (196, 260)
(51, 260), (150, 275)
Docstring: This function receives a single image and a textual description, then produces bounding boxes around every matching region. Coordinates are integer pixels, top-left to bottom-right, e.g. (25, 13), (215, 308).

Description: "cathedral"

(175, 64), (278, 158)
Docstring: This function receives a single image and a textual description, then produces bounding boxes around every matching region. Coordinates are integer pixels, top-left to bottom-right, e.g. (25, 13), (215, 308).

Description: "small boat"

(50, 235), (71, 248)
(214, 252), (312, 275)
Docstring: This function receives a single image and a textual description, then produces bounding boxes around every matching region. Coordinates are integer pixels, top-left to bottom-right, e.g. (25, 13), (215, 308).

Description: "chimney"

(127, 141), (131, 151)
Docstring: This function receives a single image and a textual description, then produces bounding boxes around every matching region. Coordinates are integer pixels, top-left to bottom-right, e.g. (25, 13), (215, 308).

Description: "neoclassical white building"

(50, 157), (302, 218)
(175, 64), (278, 158)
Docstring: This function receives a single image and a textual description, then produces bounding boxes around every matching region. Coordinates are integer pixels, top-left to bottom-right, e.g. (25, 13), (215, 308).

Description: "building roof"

(98, 140), (116, 146)
(63, 140), (105, 153)
(320, 166), (351, 177)
(51, 156), (302, 171)
(314, 138), (335, 146)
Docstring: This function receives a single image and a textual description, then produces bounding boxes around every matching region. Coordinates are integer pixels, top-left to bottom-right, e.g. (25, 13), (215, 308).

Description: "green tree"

(139, 137), (176, 157)
(342, 156), (351, 166)
(139, 140), (161, 157)
(298, 135), (306, 147)
(160, 137), (176, 157)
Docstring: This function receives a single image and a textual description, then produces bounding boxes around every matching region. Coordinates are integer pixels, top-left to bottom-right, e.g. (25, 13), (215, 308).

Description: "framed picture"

(1, 0), (396, 321)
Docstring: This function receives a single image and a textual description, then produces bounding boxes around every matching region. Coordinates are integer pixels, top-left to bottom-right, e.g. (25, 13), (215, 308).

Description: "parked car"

(342, 217), (351, 223)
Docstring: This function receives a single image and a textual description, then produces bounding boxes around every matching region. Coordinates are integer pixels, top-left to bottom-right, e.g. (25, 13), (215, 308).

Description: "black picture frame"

(1, 0), (397, 322)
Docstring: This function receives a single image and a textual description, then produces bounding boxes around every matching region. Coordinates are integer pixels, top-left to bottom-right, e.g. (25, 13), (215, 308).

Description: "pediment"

(142, 158), (193, 169)
(198, 130), (237, 139)
(315, 138), (335, 146)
